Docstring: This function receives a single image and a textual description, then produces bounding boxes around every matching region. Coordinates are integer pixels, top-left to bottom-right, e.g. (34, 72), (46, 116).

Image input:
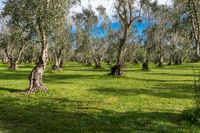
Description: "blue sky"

(89, 20), (149, 38)
(0, 0), (170, 38)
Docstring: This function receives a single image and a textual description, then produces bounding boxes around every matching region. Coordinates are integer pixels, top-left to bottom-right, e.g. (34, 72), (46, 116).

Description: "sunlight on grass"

(0, 62), (199, 133)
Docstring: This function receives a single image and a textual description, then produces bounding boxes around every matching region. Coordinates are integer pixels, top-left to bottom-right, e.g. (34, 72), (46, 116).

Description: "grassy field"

(0, 62), (199, 133)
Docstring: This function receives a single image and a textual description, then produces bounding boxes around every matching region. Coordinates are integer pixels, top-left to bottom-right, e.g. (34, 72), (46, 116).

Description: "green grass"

(0, 62), (199, 133)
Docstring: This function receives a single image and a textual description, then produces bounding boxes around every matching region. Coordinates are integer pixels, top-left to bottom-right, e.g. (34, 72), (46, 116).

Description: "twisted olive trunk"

(110, 27), (128, 76)
(5, 45), (24, 70)
(27, 25), (49, 93)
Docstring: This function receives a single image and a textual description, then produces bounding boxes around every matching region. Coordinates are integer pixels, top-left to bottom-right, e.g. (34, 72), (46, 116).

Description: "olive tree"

(3, 0), (78, 93)
(110, 0), (142, 76)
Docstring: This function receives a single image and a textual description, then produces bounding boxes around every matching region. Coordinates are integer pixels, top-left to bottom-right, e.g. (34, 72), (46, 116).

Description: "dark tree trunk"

(107, 60), (111, 65)
(158, 55), (164, 67)
(109, 1), (140, 76)
(142, 60), (149, 70)
(110, 38), (126, 76)
(110, 64), (122, 76)
(168, 62), (172, 66)
(94, 58), (102, 68)
(52, 64), (60, 70)
(174, 54), (181, 65)
(174, 60), (179, 65)
(9, 60), (17, 70)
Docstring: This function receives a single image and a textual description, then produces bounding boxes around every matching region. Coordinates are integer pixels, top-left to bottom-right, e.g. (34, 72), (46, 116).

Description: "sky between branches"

(71, 0), (172, 15)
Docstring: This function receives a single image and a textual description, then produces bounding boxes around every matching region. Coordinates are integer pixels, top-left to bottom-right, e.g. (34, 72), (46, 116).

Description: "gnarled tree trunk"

(111, 64), (122, 76)
(26, 62), (48, 93)
(4, 45), (24, 70)
(26, 28), (48, 93)
(110, 38), (127, 76)
(110, 0), (141, 76)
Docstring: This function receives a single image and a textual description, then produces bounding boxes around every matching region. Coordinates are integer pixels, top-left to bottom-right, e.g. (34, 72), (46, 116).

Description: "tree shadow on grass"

(146, 72), (195, 77)
(89, 83), (194, 99)
(124, 76), (193, 83)
(44, 74), (109, 84)
(0, 97), (192, 133)
(0, 71), (29, 80)
(62, 68), (110, 73)
(0, 87), (25, 93)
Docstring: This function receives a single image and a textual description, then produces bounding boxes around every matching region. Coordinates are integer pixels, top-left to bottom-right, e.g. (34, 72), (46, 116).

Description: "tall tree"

(0, 25), (25, 70)
(3, 0), (78, 93)
(73, 7), (98, 65)
(173, 0), (200, 58)
(110, 0), (141, 76)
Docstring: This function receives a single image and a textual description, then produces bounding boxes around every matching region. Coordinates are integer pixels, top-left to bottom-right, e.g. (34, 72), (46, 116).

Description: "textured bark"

(110, 38), (126, 76)
(188, 0), (200, 58)
(26, 63), (48, 93)
(26, 22), (49, 93)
